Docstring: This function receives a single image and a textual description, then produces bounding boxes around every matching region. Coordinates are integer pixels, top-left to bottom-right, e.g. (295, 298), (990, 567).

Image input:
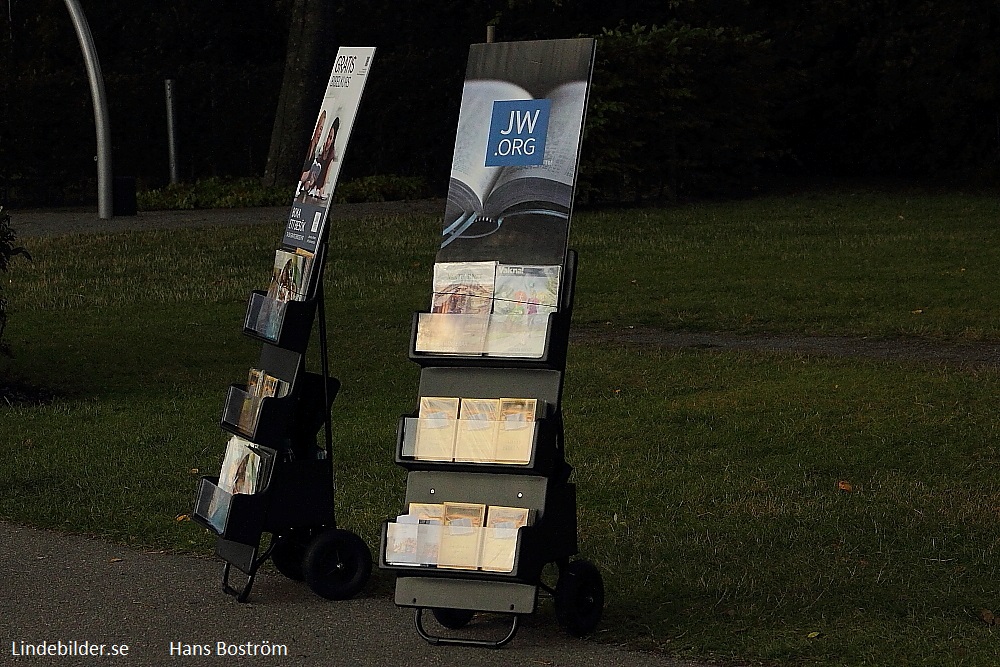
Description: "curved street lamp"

(62, 0), (113, 219)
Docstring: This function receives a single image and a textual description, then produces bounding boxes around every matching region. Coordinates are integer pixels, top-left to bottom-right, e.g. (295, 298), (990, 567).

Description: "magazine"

(415, 261), (497, 354)
(437, 502), (487, 569)
(385, 515), (419, 566)
(484, 264), (561, 357)
(417, 262), (563, 358)
(268, 248), (314, 302)
(250, 248), (315, 340)
(261, 374), (288, 402)
(494, 398), (537, 464)
(236, 368), (289, 436)
(219, 436), (260, 495)
(237, 368), (265, 434)
(409, 503), (446, 522)
(414, 397), (460, 461)
(480, 506), (532, 573)
(414, 312), (490, 356)
(491, 264), (560, 314)
(454, 398), (501, 463)
(206, 436), (268, 532)
(408, 503), (446, 565)
(430, 261), (497, 314)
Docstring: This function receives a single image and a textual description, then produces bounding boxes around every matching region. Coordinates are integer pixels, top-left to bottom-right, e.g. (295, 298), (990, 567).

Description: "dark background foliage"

(1, 0), (998, 207)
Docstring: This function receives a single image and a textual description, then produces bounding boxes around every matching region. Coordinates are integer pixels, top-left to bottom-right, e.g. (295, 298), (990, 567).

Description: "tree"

(0, 207), (30, 357)
(262, 0), (334, 188)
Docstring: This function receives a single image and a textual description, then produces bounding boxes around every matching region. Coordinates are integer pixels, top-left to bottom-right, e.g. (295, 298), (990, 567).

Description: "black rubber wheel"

(269, 529), (314, 581)
(554, 559), (604, 637)
(431, 607), (475, 629)
(301, 528), (372, 600)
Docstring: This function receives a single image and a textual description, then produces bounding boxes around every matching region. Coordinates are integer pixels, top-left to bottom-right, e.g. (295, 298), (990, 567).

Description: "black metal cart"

(379, 250), (604, 647)
(192, 241), (371, 603)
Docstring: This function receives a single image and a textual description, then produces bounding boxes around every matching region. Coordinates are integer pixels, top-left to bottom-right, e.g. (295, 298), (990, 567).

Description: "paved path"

(3, 205), (698, 666)
(9, 200), (445, 238)
(1, 522), (699, 667)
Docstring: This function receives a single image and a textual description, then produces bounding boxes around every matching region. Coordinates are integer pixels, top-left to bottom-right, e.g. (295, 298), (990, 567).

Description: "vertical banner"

(438, 38), (596, 266)
(283, 47), (377, 253)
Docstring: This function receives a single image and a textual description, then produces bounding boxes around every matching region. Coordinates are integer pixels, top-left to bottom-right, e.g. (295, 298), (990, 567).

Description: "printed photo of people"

(295, 113), (340, 204)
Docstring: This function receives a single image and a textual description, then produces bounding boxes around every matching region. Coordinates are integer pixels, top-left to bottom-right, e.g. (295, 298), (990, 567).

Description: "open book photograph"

(438, 38), (596, 266)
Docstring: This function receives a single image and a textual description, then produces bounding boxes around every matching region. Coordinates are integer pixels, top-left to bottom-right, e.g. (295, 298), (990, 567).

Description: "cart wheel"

(270, 529), (314, 581)
(431, 607), (475, 629)
(302, 528), (372, 600)
(554, 559), (604, 637)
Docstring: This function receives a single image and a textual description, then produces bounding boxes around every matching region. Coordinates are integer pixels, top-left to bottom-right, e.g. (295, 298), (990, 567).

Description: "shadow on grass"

(0, 375), (59, 406)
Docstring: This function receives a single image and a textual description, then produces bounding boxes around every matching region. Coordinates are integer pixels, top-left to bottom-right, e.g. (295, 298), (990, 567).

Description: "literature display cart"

(192, 48), (377, 603)
(378, 38), (603, 647)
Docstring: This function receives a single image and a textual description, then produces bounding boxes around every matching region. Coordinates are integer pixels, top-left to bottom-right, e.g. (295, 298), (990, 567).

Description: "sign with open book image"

(283, 47), (376, 254)
(438, 38), (596, 266)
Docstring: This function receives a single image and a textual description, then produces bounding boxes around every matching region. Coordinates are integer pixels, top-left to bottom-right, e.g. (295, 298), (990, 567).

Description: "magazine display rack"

(379, 250), (605, 647)
(192, 248), (371, 603)
(191, 47), (377, 603)
(377, 36), (601, 648)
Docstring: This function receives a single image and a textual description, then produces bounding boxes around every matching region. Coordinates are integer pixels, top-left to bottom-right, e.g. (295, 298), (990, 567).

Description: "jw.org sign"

(485, 99), (552, 167)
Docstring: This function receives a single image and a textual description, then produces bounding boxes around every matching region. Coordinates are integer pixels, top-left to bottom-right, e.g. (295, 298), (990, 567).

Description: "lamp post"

(62, 0), (113, 219)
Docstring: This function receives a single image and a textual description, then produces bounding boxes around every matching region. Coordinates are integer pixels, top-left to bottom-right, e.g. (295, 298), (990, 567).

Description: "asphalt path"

(9, 200), (446, 239)
(2, 522), (707, 667)
(3, 204), (699, 667)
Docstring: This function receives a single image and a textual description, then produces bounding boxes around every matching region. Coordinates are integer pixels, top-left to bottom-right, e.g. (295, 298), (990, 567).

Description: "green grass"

(574, 189), (1000, 339)
(568, 346), (1000, 663)
(3, 189), (1000, 665)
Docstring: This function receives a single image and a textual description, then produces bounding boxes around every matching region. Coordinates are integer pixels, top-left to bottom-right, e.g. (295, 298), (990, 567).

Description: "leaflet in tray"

(383, 523), (529, 574)
(221, 384), (294, 442)
(243, 290), (315, 351)
(385, 502), (530, 572)
(398, 417), (552, 468)
(414, 312), (553, 358)
(193, 475), (271, 545)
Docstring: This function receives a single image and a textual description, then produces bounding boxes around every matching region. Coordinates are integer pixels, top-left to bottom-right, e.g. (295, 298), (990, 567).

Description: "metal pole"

(62, 0), (113, 219)
(164, 79), (179, 185)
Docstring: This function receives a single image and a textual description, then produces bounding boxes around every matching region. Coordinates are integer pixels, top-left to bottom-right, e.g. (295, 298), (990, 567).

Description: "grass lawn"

(2, 187), (1000, 665)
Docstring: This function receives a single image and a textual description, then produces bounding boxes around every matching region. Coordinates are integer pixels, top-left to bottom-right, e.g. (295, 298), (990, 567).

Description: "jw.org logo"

(485, 99), (551, 167)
